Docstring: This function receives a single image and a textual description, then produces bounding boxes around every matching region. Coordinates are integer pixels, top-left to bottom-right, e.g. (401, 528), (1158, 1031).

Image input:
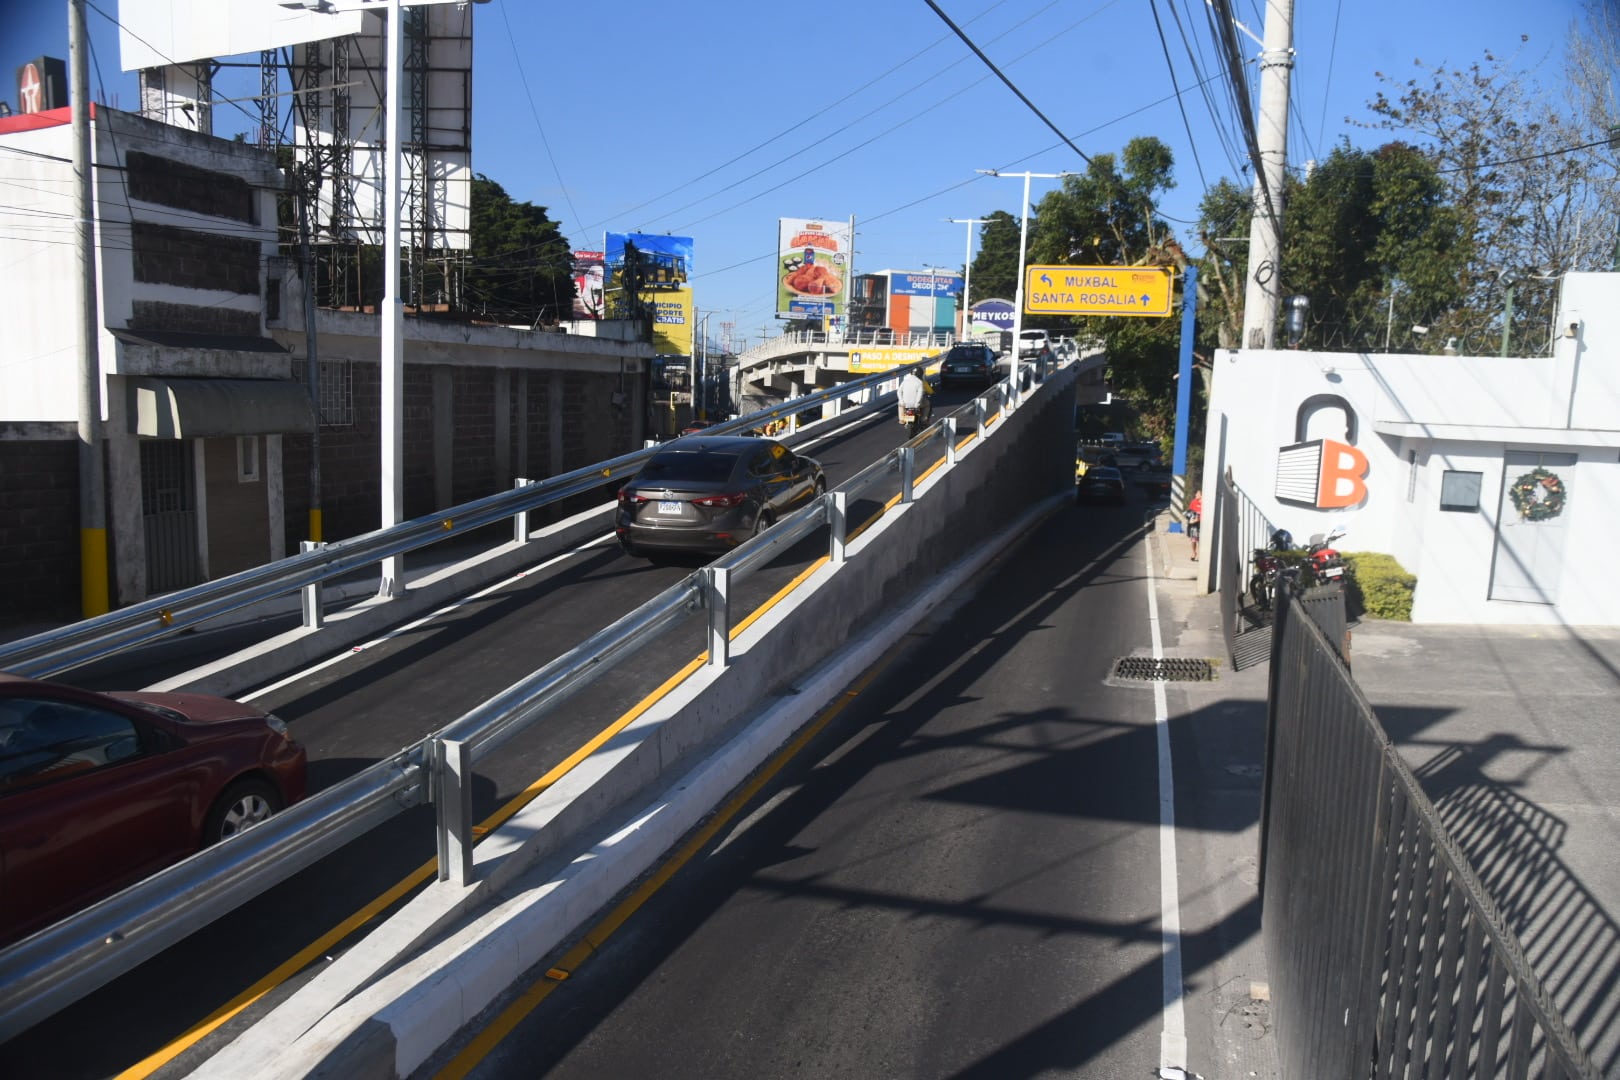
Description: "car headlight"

(264, 713), (290, 737)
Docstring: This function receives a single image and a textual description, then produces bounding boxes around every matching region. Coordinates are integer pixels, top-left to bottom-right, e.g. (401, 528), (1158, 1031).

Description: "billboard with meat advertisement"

(777, 217), (852, 320)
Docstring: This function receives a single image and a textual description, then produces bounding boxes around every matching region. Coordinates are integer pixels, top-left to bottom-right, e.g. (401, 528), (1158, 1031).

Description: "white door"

(1488, 451), (1576, 604)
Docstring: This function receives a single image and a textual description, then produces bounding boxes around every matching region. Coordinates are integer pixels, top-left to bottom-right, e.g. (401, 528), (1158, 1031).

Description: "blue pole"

(1168, 265), (1197, 533)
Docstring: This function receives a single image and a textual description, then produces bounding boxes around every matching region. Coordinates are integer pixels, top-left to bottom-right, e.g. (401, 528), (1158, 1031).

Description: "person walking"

(1186, 489), (1203, 561)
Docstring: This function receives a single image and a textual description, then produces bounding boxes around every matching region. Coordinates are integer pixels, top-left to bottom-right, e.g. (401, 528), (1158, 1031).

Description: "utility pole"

(978, 170), (1074, 363)
(1239, 0), (1295, 350)
(948, 217), (987, 339)
(297, 165), (323, 541)
(70, 0), (107, 616)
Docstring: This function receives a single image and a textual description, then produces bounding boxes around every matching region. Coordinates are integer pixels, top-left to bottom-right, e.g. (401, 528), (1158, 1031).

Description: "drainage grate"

(1113, 656), (1217, 682)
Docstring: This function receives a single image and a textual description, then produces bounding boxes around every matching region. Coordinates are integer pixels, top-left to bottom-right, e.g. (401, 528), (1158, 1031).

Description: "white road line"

(242, 534), (618, 702)
(1144, 523), (1189, 1070)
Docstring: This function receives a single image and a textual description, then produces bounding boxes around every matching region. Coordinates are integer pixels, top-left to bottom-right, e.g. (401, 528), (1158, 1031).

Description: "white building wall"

(0, 123), (83, 423)
(1200, 273), (1620, 627)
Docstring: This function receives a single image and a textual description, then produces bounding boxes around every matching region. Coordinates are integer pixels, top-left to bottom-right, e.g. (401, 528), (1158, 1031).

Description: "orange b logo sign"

(1276, 395), (1370, 509)
(1316, 438), (1369, 508)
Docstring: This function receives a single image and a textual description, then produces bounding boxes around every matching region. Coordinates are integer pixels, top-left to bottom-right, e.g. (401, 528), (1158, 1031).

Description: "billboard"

(969, 298), (1016, 338)
(291, 4), (473, 250)
(604, 232), (694, 356)
(777, 218), (852, 320)
(889, 270), (962, 298)
(117, 0), (362, 70)
(572, 251), (604, 320)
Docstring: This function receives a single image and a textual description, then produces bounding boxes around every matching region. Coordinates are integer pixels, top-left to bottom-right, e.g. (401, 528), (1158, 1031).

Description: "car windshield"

(639, 452), (738, 484)
(947, 346), (980, 360)
(1020, 331), (1044, 340)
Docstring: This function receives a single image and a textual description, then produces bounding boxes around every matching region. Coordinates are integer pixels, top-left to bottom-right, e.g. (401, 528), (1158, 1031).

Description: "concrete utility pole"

(977, 170), (1074, 362)
(1239, 0), (1295, 350)
(70, 0), (107, 616)
(948, 217), (987, 339)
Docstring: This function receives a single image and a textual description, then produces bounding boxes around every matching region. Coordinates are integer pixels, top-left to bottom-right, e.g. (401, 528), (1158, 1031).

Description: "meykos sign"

(1275, 394), (1370, 509)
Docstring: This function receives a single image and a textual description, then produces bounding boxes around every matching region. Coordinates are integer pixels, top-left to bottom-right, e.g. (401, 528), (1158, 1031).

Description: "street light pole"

(378, 0), (405, 595)
(948, 217), (986, 341)
(978, 170), (1072, 366)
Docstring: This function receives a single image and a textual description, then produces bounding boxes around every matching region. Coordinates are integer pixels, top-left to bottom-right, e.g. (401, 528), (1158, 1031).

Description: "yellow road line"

(121, 548), (846, 1077)
(434, 666), (887, 1080)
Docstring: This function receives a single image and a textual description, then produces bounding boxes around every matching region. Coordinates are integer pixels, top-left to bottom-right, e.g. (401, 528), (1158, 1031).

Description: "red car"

(0, 673), (307, 946)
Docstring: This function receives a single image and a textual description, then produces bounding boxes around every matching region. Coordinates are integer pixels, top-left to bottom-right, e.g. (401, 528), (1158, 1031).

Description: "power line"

(920, 0), (1093, 167)
(1148, 0), (1210, 191)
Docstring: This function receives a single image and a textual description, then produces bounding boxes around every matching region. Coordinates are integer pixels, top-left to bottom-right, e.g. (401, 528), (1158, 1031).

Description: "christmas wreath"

(1509, 467), (1567, 522)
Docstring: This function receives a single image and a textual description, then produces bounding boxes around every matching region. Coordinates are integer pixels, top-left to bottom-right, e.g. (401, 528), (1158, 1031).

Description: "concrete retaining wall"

(193, 367), (1078, 1079)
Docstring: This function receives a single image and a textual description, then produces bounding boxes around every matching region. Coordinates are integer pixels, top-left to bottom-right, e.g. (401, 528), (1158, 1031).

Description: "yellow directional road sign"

(1023, 265), (1174, 317)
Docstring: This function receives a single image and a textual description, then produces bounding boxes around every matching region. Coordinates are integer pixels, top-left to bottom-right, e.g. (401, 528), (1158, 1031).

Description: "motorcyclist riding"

(898, 368), (933, 430)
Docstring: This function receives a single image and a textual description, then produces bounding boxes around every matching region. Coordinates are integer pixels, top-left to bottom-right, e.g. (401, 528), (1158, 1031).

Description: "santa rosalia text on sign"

(1022, 265), (1173, 317)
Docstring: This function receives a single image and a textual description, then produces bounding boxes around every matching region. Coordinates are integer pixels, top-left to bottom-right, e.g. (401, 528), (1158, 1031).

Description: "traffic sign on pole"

(1022, 265), (1174, 317)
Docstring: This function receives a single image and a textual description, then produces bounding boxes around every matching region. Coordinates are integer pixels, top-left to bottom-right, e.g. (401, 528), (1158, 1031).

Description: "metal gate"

(141, 439), (200, 594)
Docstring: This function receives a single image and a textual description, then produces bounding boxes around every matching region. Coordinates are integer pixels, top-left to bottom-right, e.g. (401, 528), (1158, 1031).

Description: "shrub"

(1343, 551), (1416, 621)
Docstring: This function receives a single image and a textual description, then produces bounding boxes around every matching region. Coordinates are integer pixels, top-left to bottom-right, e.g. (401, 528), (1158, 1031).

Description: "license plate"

(1321, 566), (1344, 578)
(658, 500), (683, 515)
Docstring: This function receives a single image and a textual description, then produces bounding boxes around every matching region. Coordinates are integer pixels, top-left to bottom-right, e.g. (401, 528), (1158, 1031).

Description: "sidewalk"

(1148, 506), (1620, 1075)
(1147, 509), (1280, 1079)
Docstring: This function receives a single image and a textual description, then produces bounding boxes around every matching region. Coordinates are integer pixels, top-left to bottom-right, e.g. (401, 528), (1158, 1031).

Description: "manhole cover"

(1112, 657), (1217, 682)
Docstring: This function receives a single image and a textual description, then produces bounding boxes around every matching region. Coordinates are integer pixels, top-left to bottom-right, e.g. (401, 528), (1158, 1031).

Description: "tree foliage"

(967, 210), (1021, 304)
(1359, 37), (1619, 352)
(459, 174), (576, 325)
(1279, 142), (1471, 351)
(1022, 138), (1187, 436)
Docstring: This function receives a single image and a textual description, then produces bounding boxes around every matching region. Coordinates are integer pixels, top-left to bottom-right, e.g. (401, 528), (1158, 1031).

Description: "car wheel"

(618, 537), (641, 559)
(813, 478), (827, 497)
(203, 778), (282, 846)
(752, 511), (775, 538)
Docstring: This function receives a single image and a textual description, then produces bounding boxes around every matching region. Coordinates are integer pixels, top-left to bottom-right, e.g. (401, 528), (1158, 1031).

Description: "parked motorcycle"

(1304, 524), (1348, 584)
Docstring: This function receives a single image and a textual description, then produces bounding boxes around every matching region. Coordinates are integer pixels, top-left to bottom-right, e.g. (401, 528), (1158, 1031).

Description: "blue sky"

(3, 0), (1585, 348)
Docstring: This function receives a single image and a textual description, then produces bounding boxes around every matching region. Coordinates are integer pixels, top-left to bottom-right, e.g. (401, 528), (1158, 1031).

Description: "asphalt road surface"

(0, 388), (991, 1079)
(429, 493), (1216, 1079)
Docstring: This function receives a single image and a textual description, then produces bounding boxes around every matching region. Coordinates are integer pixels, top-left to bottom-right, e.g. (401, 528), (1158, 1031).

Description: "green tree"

(458, 174), (575, 325)
(1194, 178), (1253, 352)
(1363, 36), (1618, 352)
(1022, 138), (1186, 439)
(1280, 142), (1470, 351)
(967, 210), (1021, 304)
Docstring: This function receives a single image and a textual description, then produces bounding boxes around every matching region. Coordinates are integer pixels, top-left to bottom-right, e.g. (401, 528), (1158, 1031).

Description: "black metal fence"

(1260, 584), (1597, 1078)
(1217, 469), (1281, 669)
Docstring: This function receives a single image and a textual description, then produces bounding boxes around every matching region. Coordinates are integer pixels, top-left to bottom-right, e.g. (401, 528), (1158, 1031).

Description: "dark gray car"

(615, 436), (825, 558)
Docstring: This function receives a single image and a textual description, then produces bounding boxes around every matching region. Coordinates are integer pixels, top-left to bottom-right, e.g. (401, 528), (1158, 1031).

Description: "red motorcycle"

(1304, 525), (1348, 584)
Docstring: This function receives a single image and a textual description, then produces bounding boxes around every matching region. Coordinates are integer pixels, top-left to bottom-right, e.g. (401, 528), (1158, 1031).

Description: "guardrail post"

(435, 737), (475, 886)
(513, 477), (531, 543)
(705, 566), (731, 666)
(976, 395), (987, 436)
(943, 417), (958, 465)
(829, 491), (848, 563)
(300, 541), (325, 628)
(900, 446), (916, 504)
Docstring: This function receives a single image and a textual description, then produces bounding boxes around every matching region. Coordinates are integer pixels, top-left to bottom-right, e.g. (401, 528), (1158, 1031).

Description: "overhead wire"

(920, 0), (1092, 166)
(495, 0), (584, 244)
(1148, 0), (1211, 192)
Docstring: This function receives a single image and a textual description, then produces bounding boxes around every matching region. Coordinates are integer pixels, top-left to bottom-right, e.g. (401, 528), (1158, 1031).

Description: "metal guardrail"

(1260, 582), (1597, 1078)
(0, 357), (1057, 1041)
(0, 357), (946, 681)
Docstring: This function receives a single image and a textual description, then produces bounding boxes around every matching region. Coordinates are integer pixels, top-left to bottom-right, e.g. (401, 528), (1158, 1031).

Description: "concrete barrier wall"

(195, 366), (1079, 1080)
